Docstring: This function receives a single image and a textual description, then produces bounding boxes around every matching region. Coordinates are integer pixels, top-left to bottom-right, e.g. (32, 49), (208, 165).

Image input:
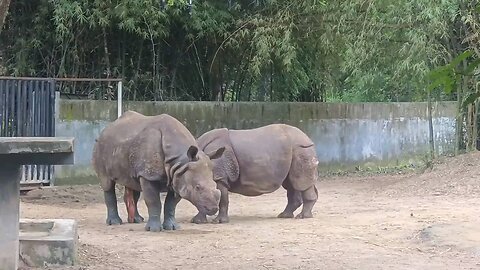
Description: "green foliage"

(0, 0), (476, 102)
(427, 1), (480, 108)
(428, 51), (474, 94)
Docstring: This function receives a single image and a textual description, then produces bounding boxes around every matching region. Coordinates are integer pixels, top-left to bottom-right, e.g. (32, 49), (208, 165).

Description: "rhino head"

(171, 145), (225, 216)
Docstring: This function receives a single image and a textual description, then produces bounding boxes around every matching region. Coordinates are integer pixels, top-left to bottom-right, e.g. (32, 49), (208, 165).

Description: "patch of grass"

(320, 161), (423, 178)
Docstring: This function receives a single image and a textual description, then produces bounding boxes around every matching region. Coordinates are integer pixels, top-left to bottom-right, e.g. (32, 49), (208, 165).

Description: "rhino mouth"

(199, 206), (219, 216)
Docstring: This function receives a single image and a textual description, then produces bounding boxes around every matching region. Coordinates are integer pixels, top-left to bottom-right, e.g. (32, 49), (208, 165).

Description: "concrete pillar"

(0, 165), (21, 270)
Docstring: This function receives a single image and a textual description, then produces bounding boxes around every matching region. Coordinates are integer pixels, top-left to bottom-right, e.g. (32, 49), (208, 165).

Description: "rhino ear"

(187, 145), (198, 161)
(206, 146), (225, 160)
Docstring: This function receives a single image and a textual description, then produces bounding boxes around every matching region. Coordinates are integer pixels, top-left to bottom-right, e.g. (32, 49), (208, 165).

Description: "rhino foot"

(212, 215), (229, 224)
(145, 220), (163, 232)
(133, 214), (145, 223)
(191, 213), (208, 224)
(106, 216), (123, 225)
(163, 219), (180, 230)
(295, 212), (313, 219)
(277, 212), (295, 219)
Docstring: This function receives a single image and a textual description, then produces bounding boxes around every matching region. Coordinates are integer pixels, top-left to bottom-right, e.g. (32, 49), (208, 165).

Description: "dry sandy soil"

(19, 152), (480, 270)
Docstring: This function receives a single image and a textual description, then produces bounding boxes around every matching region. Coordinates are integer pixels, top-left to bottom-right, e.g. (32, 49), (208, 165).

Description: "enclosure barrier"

(0, 76), (122, 189)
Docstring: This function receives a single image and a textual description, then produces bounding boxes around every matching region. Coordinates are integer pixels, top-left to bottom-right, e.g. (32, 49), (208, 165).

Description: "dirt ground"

(19, 152), (480, 270)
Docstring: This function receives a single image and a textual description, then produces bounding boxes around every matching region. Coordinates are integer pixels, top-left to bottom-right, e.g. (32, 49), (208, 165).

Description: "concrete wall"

(54, 100), (457, 185)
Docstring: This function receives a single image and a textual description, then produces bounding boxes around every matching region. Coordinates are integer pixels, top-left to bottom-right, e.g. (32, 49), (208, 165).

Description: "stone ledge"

(0, 137), (75, 165)
(19, 219), (78, 267)
(0, 137), (74, 154)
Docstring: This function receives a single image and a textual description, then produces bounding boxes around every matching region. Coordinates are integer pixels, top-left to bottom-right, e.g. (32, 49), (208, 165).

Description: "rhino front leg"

(140, 178), (163, 232)
(132, 190), (145, 223)
(104, 183), (123, 225)
(212, 183), (230, 224)
(163, 190), (181, 230)
(295, 185), (318, 219)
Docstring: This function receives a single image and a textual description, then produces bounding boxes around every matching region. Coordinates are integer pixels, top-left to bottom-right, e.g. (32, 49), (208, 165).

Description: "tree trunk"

(0, 0), (11, 34)
(475, 98), (479, 151)
(455, 83), (464, 155)
(466, 103), (475, 151)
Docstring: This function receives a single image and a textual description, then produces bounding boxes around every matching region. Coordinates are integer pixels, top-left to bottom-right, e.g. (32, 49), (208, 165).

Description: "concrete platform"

(0, 137), (75, 269)
(19, 219), (78, 267)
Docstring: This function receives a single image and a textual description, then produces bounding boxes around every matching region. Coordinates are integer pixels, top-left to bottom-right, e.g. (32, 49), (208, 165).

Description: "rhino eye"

(195, 184), (201, 191)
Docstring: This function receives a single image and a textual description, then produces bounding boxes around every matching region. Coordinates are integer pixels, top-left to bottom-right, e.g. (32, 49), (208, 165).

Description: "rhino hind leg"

(281, 145), (319, 219)
(295, 185), (318, 219)
(132, 190), (144, 222)
(104, 184), (123, 225)
(124, 188), (144, 223)
(278, 180), (303, 218)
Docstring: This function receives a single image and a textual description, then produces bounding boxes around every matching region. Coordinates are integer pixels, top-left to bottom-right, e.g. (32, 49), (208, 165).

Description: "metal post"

(117, 81), (123, 118)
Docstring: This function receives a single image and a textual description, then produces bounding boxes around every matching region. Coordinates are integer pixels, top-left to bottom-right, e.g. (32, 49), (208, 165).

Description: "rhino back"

(93, 112), (197, 190)
(93, 111), (149, 190)
(197, 128), (240, 185)
(228, 125), (293, 195)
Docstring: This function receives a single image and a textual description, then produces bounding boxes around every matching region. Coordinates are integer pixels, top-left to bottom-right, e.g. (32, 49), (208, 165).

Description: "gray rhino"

(191, 124), (319, 224)
(92, 111), (225, 232)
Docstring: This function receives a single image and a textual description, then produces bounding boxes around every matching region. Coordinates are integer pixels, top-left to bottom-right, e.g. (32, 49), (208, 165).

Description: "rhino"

(191, 124), (319, 224)
(92, 111), (225, 232)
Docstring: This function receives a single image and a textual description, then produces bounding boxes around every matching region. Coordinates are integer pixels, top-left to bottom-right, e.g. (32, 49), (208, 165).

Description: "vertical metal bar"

(26, 81), (31, 181)
(42, 80), (48, 182)
(42, 80), (46, 137)
(42, 81), (48, 182)
(34, 80), (40, 180)
(22, 80), (27, 136)
(12, 80), (16, 137)
(49, 81), (56, 182)
(5, 80), (10, 136)
(1, 80), (5, 137)
(30, 80), (35, 181)
(117, 81), (123, 118)
(40, 81), (46, 181)
(35, 80), (40, 137)
(0, 80), (4, 137)
(50, 88), (59, 183)
(27, 80), (33, 136)
(19, 81), (27, 183)
(9, 80), (15, 137)
(16, 80), (22, 137)
(44, 81), (49, 182)
(39, 81), (44, 181)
